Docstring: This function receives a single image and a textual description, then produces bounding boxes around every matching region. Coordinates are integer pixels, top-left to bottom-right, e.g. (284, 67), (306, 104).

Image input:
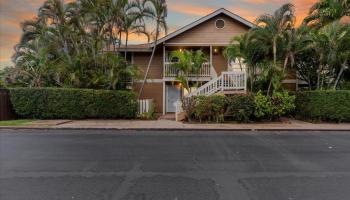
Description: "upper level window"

(171, 56), (179, 63)
(215, 19), (225, 29)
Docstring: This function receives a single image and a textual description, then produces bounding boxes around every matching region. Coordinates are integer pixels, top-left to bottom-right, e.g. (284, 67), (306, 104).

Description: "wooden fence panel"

(0, 89), (16, 121)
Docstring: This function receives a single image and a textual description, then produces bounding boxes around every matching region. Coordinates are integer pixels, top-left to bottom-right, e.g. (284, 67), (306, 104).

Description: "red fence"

(0, 89), (16, 121)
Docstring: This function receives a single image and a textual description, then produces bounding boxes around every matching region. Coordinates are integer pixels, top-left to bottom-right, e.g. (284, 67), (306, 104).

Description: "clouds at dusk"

(0, 0), (317, 67)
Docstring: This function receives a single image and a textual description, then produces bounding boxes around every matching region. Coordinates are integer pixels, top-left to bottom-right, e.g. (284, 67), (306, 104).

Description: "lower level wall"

(133, 83), (163, 113)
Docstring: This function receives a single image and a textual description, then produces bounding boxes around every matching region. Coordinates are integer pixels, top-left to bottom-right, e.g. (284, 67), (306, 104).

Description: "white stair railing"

(188, 72), (246, 97)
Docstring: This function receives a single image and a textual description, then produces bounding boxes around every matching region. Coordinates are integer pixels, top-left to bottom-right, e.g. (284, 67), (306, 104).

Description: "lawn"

(0, 120), (33, 126)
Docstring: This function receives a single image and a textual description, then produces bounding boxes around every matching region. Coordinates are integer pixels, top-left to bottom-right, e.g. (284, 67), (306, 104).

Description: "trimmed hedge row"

(10, 88), (138, 119)
(296, 90), (350, 122)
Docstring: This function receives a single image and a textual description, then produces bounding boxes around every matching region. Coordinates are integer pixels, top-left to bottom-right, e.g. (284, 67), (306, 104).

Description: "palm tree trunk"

(267, 80), (272, 96)
(273, 37), (277, 65)
(139, 23), (160, 98)
(118, 31), (122, 52)
(283, 55), (289, 72)
(334, 63), (347, 89)
(317, 64), (322, 90)
(125, 32), (129, 60)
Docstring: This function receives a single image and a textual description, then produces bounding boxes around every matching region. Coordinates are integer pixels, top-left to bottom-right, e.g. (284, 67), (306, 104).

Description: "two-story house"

(120, 8), (255, 115)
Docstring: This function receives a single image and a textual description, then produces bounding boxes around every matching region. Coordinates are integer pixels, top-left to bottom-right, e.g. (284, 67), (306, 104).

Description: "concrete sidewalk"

(1, 118), (350, 131)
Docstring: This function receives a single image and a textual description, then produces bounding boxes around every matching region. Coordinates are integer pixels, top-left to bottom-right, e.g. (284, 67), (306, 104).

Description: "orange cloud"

(168, 2), (215, 16)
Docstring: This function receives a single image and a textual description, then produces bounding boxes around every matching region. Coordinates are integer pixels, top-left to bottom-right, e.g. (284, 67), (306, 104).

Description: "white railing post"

(138, 99), (154, 115)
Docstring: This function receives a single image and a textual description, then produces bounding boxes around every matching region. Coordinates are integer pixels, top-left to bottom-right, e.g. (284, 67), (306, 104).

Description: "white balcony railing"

(164, 62), (211, 78)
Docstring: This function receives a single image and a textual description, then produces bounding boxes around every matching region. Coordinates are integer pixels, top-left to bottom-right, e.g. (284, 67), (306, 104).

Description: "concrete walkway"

(1, 119), (350, 131)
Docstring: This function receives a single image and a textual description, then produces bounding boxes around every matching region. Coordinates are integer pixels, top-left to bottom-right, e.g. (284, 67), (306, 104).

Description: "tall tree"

(252, 3), (296, 94)
(307, 21), (350, 89)
(304, 0), (350, 28)
(139, 0), (167, 98)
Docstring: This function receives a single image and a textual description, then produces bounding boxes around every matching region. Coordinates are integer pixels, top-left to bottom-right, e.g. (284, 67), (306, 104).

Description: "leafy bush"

(10, 88), (138, 119)
(254, 91), (273, 119)
(182, 96), (197, 122)
(254, 91), (295, 120)
(226, 94), (255, 122)
(296, 90), (350, 122)
(193, 95), (226, 122)
(271, 91), (296, 118)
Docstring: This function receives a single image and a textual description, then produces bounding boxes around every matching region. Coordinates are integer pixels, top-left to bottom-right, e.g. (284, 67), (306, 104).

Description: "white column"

(210, 45), (213, 69)
(163, 81), (166, 115)
(163, 44), (166, 115)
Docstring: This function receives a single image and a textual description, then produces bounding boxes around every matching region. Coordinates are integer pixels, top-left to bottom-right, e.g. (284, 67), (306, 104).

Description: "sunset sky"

(0, 0), (317, 68)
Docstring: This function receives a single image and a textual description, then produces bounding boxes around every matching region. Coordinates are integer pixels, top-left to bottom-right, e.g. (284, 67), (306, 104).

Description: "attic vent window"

(215, 19), (225, 29)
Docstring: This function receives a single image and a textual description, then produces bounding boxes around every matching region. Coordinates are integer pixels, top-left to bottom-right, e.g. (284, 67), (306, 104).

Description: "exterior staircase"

(188, 71), (246, 97)
(175, 71), (247, 121)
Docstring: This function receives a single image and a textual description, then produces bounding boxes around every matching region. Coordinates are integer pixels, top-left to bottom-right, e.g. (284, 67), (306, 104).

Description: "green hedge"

(226, 94), (255, 122)
(296, 90), (350, 122)
(10, 88), (138, 119)
(186, 92), (295, 123)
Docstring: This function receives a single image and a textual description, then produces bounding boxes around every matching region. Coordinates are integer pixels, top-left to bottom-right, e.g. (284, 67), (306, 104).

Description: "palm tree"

(281, 25), (312, 72)
(139, 0), (168, 98)
(252, 3), (295, 94)
(224, 36), (245, 71)
(304, 0), (350, 28)
(170, 50), (207, 92)
(119, 2), (150, 59)
(307, 21), (350, 89)
(254, 3), (295, 65)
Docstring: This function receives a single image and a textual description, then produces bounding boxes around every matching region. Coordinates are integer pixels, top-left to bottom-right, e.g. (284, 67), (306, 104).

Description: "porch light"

(179, 48), (183, 52)
(214, 48), (218, 53)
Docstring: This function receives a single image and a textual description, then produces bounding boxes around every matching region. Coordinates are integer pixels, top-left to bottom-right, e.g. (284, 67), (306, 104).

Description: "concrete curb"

(0, 127), (349, 132)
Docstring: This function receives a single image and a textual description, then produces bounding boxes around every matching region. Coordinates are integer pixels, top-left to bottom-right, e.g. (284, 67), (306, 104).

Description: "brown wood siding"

(133, 48), (163, 79)
(133, 83), (163, 113)
(167, 14), (249, 44)
(286, 70), (297, 79)
(282, 83), (297, 91)
(212, 49), (228, 76)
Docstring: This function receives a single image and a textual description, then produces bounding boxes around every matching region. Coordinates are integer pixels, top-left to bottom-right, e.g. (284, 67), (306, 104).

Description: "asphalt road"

(1, 129), (350, 200)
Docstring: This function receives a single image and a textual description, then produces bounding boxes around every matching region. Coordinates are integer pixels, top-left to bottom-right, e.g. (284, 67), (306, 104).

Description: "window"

(215, 19), (225, 29)
(171, 56), (180, 63)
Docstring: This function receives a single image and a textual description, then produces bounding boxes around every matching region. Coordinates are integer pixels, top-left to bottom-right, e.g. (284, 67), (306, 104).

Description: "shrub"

(193, 95), (226, 122)
(254, 91), (295, 120)
(296, 90), (350, 122)
(182, 96), (197, 122)
(10, 88), (138, 119)
(254, 91), (273, 119)
(225, 94), (255, 122)
(271, 91), (296, 118)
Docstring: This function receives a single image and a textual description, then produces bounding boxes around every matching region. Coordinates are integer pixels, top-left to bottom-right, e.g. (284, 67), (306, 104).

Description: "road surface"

(1, 129), (350, 200)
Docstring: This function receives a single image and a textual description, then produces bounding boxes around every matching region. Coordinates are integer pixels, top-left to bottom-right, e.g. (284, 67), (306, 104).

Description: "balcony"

(164, 62), (211, 78)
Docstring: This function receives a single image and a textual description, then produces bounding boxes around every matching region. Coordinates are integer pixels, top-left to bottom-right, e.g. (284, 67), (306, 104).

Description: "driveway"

(1, 129), (350, 200)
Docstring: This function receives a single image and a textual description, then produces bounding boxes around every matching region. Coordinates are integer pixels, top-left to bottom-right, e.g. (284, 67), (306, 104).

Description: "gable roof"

(121, 8), (254, 51)
(153, 8), (255, 47)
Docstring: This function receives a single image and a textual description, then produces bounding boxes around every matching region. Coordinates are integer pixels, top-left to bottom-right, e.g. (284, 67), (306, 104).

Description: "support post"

(163, 81), (166, 115)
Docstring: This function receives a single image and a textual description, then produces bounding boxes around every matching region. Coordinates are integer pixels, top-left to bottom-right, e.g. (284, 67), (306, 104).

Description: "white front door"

(166, 85), (182, 113)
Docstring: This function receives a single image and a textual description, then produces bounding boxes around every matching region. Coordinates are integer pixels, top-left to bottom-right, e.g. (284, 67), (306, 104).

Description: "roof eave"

(151, 8), (255, 47)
